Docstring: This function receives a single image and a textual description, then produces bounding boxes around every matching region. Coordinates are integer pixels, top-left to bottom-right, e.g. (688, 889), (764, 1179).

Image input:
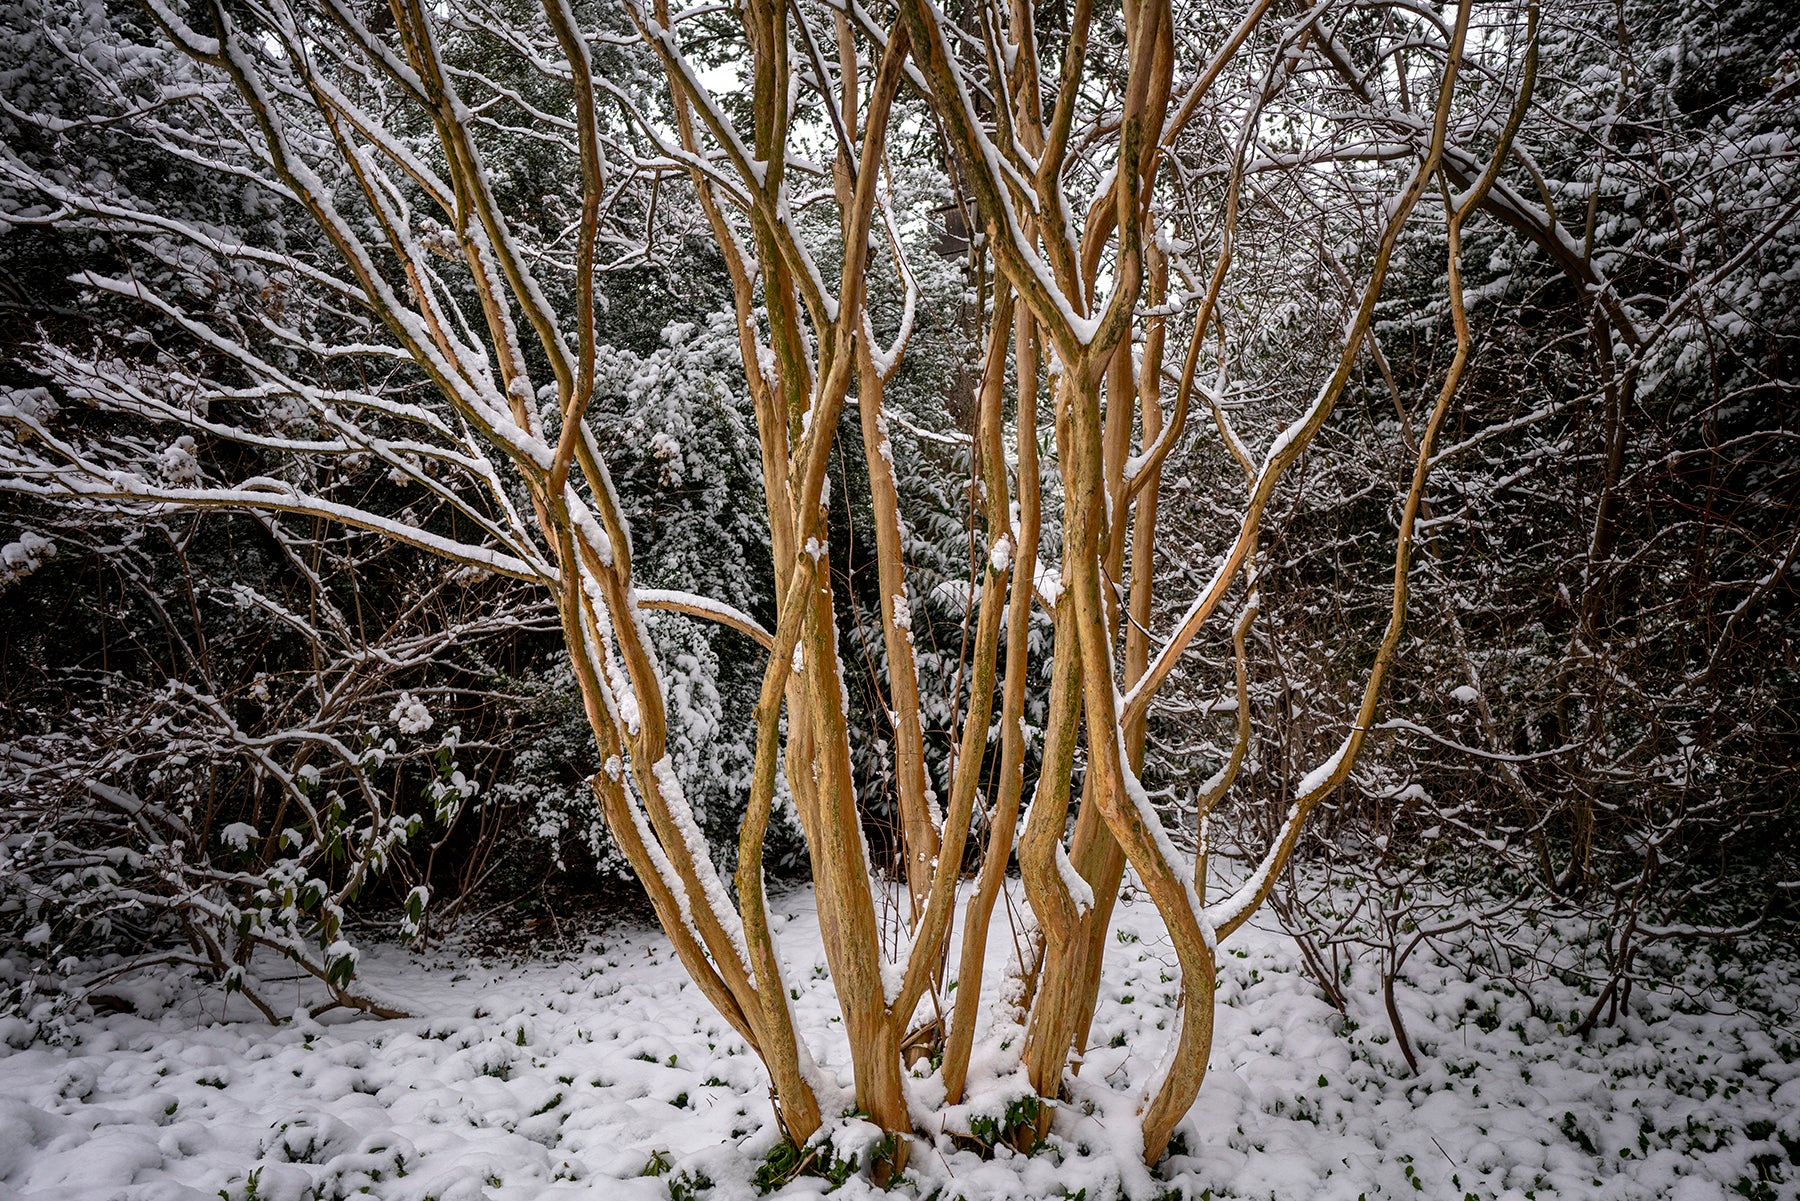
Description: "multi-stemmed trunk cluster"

(614, 0), (1526, 1164)
(0, 0), (1544, 1170)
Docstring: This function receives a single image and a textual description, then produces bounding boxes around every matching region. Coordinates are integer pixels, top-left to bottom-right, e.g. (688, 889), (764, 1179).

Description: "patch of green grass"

(752, 1132), (897, 1194)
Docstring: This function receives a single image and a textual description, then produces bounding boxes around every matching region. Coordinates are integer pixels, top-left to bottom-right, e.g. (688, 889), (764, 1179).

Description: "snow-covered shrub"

(0, 502), (535, 1025)
(1153, 0), (1800, 1045)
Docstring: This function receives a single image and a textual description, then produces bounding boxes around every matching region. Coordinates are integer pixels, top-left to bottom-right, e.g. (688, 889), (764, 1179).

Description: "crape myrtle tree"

(0, 0), (1565, 1169)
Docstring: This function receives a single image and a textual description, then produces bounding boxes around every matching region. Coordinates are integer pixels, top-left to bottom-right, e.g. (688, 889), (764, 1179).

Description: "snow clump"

(389, 692), (433, 736)
(158, 435), (201, 483)
(0, 531), (56, 587)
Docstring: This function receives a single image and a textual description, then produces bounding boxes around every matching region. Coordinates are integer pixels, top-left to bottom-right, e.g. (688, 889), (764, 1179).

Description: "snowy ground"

(1, 883), (1796, 1201)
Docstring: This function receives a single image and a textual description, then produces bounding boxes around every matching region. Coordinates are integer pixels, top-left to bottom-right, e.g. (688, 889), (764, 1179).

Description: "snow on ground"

(1, 882), (1795, 1201)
